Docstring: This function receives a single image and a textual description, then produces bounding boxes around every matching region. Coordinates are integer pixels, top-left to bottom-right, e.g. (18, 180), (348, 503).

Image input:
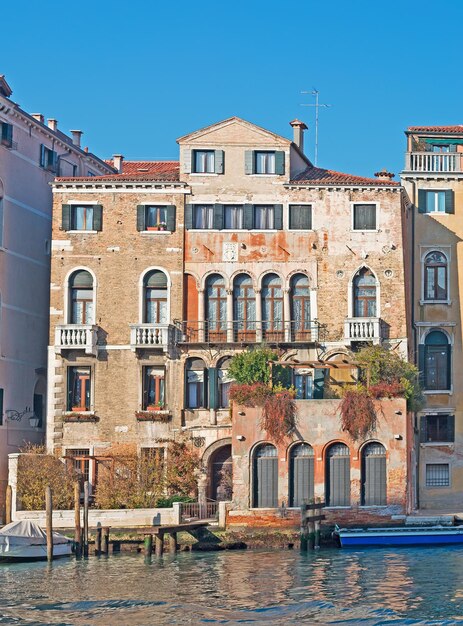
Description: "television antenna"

(301, 89), (331, 166)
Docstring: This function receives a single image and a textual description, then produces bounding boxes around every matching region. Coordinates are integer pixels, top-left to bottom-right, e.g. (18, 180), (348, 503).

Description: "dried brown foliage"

(339, 388), (377, 441)
(261, 391), (297, 444)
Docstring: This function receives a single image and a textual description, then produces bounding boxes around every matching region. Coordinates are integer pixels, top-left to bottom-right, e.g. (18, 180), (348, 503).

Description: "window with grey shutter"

(275, 151), (285, 175)
(93, 205), (103, 231)
(243, 204), (254, 229)
(1, 122), (13, 147)
(214, 150), (224, 174)
(289, 205), (312, 230)
(62, 204), (71, 231)
(213, 204), (224, 230)
(353, 204), (376, 230)
(254, 444), (278, 508)
(273, 205), (283, 230)
(182, 148), (192, 174)
(290, 443), (314, 507)
(244, 151), (254, 175)
(327, 443), (350, 506)
(185, 204), (193, 230)
(136, 205), (145, 231)
(165, 205), (176, 232)
(444, 189), (455, 214)
(362, 442), (386, 506)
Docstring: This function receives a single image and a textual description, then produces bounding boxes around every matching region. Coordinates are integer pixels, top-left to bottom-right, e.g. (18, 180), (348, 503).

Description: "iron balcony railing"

(175, 320), (323, 344)
(55, 324), (98, 356)
(180, 501), (219, 522)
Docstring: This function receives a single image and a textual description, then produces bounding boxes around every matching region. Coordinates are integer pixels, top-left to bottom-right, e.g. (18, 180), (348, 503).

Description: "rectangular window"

(193, 205), (214, 229)
(224, 205), (244, 229)
(0, 122), (13, 148)
(145, 206), (167, 230)
(426, 191), (446, 213)
(194, 150), (215, 173)
(187, 369), (205, 409)
(254, 205), (274, 229)
(353, 204), (376, 230)
(255, 151), (276, 174)
(289, 205), (312, 230)
(143, 367), (165, 410)
(425, 345), (450, 390)
(422, 414), (454, 442)
(40, 144), (57, 171)
(67, 367), (91, 411)
(71, 205), (94, 230)
(426, 463), (450, 487)
(294, 372), (314, 399)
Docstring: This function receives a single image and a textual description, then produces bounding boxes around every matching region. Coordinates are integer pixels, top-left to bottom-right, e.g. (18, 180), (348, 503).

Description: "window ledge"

(289, 229), (314, 232)
(189, 173), (219, 176)
(425, 212), (450, 216)
(423, 390), (452, 395)
(419, 299), (451, 306)
(140, 231), (171, 235)
(66, 230), (98, 234)
(421, 442), (454, 447)
(247, 174), (280, 177)
(350, 229), (380, 233)
(358, 505), (388, 509)
(63, 411), (95, 416)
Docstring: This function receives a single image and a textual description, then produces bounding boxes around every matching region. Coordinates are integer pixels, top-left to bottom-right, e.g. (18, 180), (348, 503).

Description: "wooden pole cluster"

(300, 500), (325, 551)
(45, 485), (53, 562)
(74, 482), (81, 558)
(83, 481), (89, 557)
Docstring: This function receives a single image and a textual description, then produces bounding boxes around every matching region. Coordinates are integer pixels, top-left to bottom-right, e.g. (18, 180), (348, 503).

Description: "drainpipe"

(411, 178), (419, 510)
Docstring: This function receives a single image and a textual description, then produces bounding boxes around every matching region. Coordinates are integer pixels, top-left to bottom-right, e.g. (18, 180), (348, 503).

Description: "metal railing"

(55, 324), (98, 355)
(130, 323), (179, 351)
(175, 320), (322, 344)
(180, 501), (219, 522)
(344, 317), (381, 342)
(405, 152), (463, 173)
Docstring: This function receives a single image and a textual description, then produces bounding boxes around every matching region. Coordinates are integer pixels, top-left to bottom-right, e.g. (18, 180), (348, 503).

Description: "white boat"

(0, 520), (72, 560)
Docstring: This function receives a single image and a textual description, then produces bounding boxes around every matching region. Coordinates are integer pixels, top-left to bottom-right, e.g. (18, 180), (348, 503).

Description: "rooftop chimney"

(113, 154), (124, 173)
(290, 119), (308, 152)
(47, 118), (58, 132)
(31, 113), (44, 124)
(70, 130), (83, 148)
(374, 168), (395, 181)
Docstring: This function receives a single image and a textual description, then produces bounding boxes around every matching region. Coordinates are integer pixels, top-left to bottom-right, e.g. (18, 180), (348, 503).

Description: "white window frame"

(351, 202), (379, 232)
(67, 201), (99, 234)
(64, 266), (97, 325)
(423, 189), (447, 215)
(138, 267), (171, 324)
(419, 245), (451, 305)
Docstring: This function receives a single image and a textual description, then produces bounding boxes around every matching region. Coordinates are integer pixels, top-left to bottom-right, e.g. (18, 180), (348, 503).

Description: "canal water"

(1, 547), (463, 625)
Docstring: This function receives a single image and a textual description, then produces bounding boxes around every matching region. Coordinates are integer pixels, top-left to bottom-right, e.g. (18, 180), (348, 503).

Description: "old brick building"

(48, 117), (413, 522)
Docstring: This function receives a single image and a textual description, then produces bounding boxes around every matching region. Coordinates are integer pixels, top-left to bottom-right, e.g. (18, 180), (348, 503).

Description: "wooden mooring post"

(168, 532), (178, 553)
(155, 533), (164, 557)
(144, 534), (153, 559)
(83, 481), (89, 557)
(300, 501), (325, 551)
(95, 526), (102, 556)
(5, 485), (12, 525)
(45, 485), (53, 562)
(102, 527), (110, 555)
(74, 482), (81, 558)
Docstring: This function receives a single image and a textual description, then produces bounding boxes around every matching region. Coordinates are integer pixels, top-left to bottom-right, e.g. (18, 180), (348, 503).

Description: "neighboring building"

(401, 126), (463, 510)
(48, 116), (412, 523)
(0, 74), (114, 516)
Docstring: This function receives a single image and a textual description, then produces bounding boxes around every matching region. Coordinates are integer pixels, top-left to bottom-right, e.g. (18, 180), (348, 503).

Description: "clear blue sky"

(3, 0), (463, 178)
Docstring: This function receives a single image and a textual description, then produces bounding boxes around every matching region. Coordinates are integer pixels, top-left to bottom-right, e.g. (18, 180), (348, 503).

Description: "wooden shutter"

(40, 144), (46, 167)
(214, 150), (224, 174)
(208, 367), (218, 409)
(364, 455), (386, 506)
(418, 344), (425, 388)
(244, 151), (254, 175)
(293, 457), (314, 507)
(61, 204), (71, 231)
(244, 204), (254, 229)
(136, 205), (145, 231)
(445, 189), (455, 214)
(258, 458), (278, 507)
(182, 148), (192, 174)
(275, 151), (285, 175)
(330, 457), (350, 506)
(420, 415), (427, 443)
(2, 123), (12, 146)
(166, 205), (176, 232)
(213, 204), (224, 230)
(93, 205), (103, 231)
(185, 204), (193, 230)
(0, 388), (3, 426)
(274, 204), (283, 230)
(418, 189), (427, 213)
(313, 368), (325, 399)
(448, 414), (455, 442)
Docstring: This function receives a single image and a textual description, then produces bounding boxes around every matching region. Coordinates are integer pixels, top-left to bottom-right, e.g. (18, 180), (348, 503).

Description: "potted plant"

(146, 401), (165, 412)
(158, 222), (167, 231)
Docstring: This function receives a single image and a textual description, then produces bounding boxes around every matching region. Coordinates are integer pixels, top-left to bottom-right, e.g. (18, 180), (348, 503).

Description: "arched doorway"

(326, 443), (350, 506)
(361, 442), (386, 506)
(289, 443), (314, 507)
(209, 444), (232, 501)
(253, 443), (278, 508)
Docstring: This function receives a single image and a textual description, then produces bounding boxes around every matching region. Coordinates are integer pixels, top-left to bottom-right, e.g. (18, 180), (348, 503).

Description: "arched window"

(217, 357), (233, 409)
(210, 444), (232, 501)
(185, 358), (207, 409)
(143, 270), (168, 323)
(361, 442), (386, 506)
(253, 444), (278, 508)
(353, 268), (376, 317)
(205, 274), (227, 341)
(262, 273), (283, 340)
(69, 270), (94, 324)
(233, 274), (256, 341)
(326, 443), (350, 506)
(290, 274), (311, 340)
(424, 251), (448, 301)
(289, 443), (314, 507)
(424, 331), (451, 391)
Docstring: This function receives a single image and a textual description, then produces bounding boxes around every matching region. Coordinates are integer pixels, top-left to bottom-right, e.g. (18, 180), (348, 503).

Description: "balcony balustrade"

(130, 323), (179, 351)
(175, 320), (323, 344)
(405, 152), (463, 174)
(344, 317), (381, 343)
(55, 324), (98, 356)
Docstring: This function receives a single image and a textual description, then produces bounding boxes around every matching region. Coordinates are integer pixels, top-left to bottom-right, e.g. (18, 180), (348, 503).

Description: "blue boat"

(335, 524), (463, 547)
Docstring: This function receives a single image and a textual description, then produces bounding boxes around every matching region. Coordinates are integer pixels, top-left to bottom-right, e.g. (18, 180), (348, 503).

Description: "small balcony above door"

(55, 324), (98, 356)
(130, 323), (178, 352)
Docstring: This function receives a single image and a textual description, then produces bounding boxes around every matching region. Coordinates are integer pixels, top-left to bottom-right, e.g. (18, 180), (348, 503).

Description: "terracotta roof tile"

(408, 125), (463, 134)
(56, 160), (180, 183)
(290, 166), (400, 187)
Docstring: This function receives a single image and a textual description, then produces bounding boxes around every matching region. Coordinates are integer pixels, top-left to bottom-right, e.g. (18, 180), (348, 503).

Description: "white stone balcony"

(404, 152), (463, 174)
(55, 324), (98, 356)
(130, 323), (178, 351)
(344, 318), (381, 343)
